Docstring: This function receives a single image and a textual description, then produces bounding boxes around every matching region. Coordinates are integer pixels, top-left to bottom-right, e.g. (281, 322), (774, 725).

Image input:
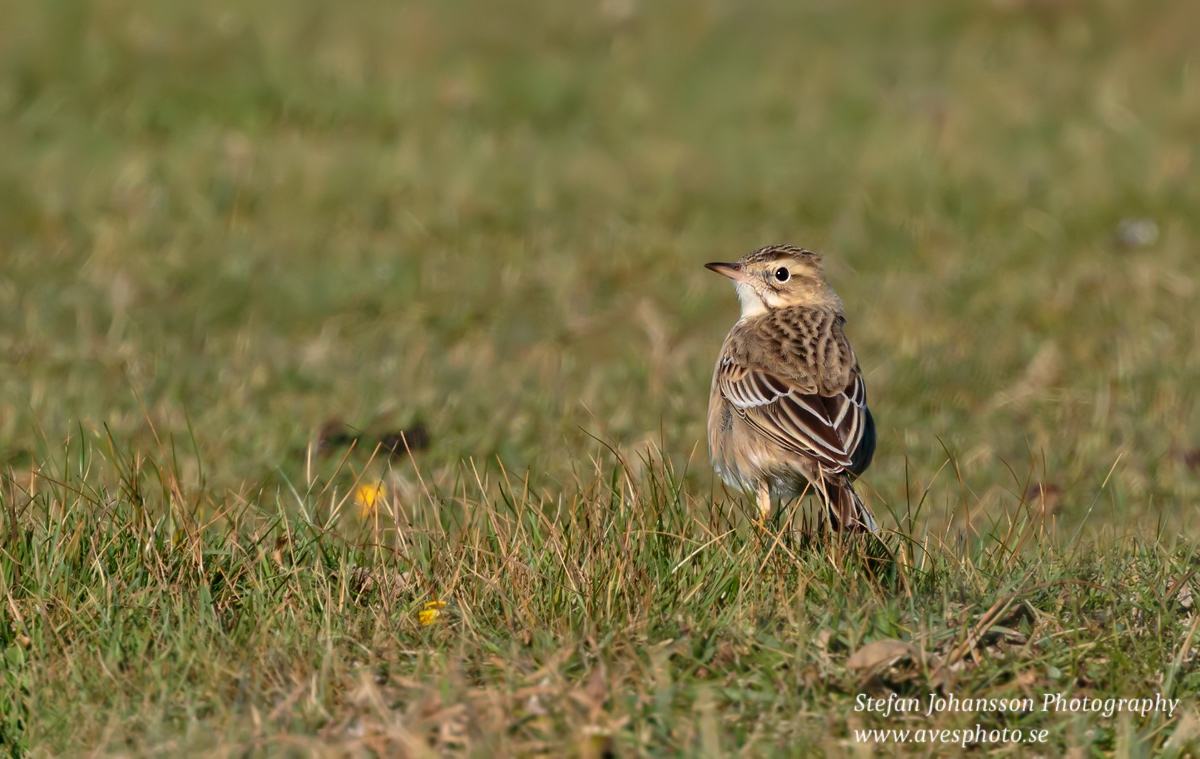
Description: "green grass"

(2, 0), (1200, 755)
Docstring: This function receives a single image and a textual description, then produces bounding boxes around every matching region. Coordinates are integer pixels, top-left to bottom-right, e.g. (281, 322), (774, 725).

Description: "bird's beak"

(705, 262), (749, 283)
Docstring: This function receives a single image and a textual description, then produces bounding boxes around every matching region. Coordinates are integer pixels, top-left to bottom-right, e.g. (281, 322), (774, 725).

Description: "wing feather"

(718, 362), (870, 473)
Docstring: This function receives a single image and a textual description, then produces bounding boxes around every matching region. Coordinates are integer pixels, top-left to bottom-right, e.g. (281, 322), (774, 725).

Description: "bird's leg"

(755, 483), (772, 528)
(815, 476), (839, 532)
(795, 480), (815, 536)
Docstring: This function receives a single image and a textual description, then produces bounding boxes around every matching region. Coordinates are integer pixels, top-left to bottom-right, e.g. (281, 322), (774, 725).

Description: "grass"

(2, 0), (1200, 755)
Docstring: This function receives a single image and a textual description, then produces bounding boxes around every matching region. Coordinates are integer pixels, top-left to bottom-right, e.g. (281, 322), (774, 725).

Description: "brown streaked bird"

(706, 244), (878, 532)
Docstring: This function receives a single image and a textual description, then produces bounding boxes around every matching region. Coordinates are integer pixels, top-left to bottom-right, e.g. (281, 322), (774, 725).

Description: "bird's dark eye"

(774, 267), (790, 282)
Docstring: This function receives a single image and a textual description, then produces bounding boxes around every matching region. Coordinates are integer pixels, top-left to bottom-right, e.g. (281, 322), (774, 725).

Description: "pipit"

(706, 245), (878, 532)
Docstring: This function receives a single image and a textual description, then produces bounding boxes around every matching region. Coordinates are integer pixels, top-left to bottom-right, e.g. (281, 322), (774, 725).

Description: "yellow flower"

(354, 482), (386, 518)
(419, 600), (447, 626)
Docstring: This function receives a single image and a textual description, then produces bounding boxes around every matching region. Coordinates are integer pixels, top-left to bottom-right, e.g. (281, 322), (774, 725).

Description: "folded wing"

(717, 357), (869, 474)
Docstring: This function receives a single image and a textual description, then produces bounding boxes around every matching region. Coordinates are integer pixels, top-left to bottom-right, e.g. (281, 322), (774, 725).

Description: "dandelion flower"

(419, 600), (447, 626)
(354, 482), (386, 519)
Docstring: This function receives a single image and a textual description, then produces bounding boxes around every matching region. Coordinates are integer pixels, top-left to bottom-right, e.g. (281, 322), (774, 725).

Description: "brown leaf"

(1024, 483), (1063, 516)
(1169, 575), (1195, 611)
(846, 638), (916, 670)
(1016, 668), (1041, 688)
(1182, 449), (1200, 472)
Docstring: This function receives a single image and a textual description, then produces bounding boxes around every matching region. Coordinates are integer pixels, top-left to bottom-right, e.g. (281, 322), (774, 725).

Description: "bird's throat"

(735, 283), (769, 319)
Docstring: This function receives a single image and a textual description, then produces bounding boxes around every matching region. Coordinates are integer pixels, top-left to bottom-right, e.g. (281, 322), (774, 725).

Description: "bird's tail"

(826, 476), (879, 533)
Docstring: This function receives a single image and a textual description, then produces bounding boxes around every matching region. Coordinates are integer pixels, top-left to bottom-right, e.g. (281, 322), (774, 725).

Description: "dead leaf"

(1182, 449), (1200, 472)
(846, 639), (916, 670)
(1024, 483), (1063, 516)
(1169, 574), (1195, 611)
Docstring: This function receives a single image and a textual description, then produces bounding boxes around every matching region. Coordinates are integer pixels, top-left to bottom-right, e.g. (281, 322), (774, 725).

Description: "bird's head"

(705, 245), (842, 318)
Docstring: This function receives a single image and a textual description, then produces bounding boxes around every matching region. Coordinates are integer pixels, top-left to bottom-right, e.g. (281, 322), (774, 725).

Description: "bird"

(705, 244), (878, 533)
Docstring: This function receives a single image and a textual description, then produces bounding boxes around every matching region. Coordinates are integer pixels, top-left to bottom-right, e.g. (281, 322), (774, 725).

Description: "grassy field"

(2, 0), (1200, 755)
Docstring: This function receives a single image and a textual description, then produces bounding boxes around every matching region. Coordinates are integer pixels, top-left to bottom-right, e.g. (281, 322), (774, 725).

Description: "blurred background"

(1, 0), (1198, 532)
